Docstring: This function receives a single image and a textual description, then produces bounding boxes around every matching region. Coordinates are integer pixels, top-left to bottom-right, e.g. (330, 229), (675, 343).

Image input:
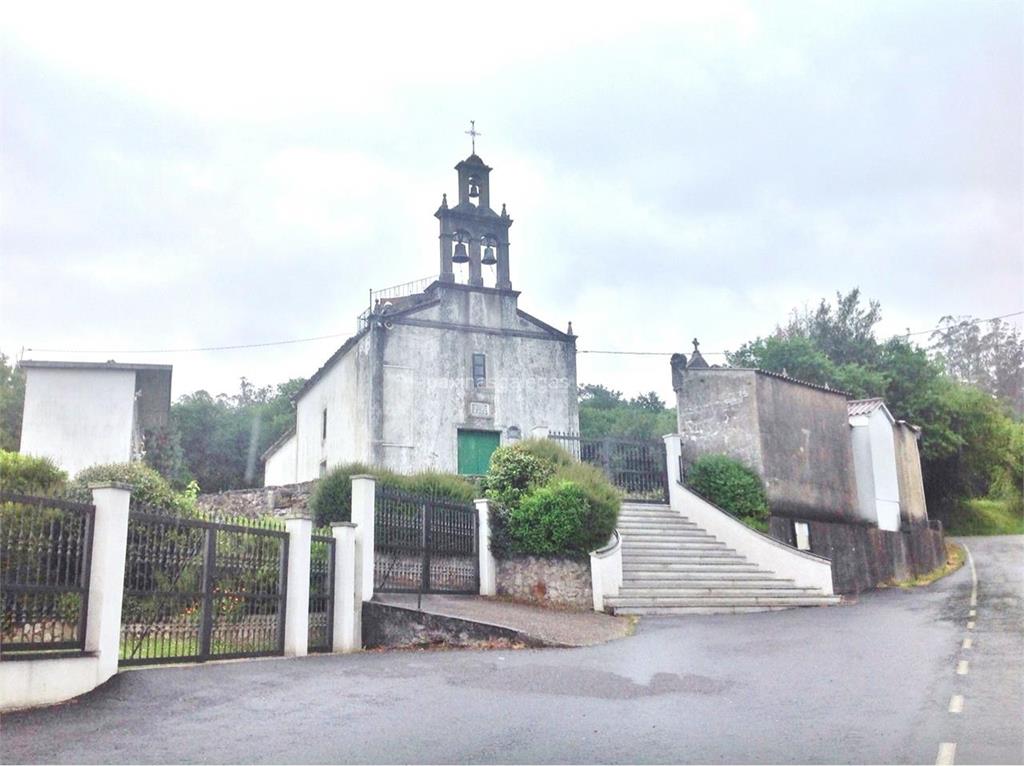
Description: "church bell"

(451, 241), (469, 264)
(468, 182), (480, 198)
(481, 245), (497, 266)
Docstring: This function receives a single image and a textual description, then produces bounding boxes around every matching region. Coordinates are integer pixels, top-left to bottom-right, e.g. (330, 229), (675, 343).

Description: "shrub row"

(308, 463), (477, 527)
(684, 453), (769, 531)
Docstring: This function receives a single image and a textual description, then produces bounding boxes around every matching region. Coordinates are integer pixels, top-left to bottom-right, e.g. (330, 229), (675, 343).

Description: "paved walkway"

(375, 594), (634, 646)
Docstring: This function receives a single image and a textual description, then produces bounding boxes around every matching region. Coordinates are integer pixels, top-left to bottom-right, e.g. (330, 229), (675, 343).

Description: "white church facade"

(263, 151), (579, 484)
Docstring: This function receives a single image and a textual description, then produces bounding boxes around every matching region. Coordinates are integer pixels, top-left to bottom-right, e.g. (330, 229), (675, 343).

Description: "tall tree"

(0, 353), (25, 452)
(930, 316), (1023, 416)
(171, 377), (305, 492)
(727, 289), (1019, 519)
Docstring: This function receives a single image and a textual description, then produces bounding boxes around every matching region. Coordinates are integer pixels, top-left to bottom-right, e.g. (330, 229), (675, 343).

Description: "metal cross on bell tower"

(465, 120), (482, 154)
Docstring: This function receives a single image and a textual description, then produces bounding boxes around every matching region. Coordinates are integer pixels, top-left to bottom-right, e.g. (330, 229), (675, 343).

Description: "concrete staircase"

(606, 503), (842, 615)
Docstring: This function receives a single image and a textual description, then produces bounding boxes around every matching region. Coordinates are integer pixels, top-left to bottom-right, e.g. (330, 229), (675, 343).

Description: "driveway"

(2, 536), (1021, 764)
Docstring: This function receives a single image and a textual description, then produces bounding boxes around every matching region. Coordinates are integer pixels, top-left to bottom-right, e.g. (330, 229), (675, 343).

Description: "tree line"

(1, 289), (1019, 527)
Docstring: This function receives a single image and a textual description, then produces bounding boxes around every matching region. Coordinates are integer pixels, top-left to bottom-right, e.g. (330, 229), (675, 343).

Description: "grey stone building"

(263, 151), (579, 484)
(669, 345), (943, 593)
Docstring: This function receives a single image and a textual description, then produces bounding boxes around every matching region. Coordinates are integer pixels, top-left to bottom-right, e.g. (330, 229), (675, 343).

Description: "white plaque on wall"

(469, 401), (492, 418)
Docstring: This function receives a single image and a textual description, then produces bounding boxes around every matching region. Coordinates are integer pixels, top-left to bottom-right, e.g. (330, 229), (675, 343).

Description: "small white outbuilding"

(848, 398), (902, 532)
(19, 360), (172, 478)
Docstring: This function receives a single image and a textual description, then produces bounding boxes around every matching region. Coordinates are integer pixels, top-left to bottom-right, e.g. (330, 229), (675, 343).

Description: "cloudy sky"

(3, 1), (1021, 403)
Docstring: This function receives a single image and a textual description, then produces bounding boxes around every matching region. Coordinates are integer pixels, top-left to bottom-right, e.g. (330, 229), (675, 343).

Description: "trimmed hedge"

(68, 462), (196, 515)
(309, 463), (476, 527)
(685, 454), (769, 531)
(0, 450), (68, 494)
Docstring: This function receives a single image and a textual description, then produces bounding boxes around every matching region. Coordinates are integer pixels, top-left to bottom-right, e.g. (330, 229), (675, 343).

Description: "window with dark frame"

(322, 408), (328, 440)
(472, 353), (486, 387)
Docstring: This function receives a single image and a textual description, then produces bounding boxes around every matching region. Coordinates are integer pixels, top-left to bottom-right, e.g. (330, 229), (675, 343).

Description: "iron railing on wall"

(374, 486), (478, 595)
(119, 504), (288, 666)
(1, 492), (95, 656)
(548, 432), (670, 503)
(308, 531), (335, 652)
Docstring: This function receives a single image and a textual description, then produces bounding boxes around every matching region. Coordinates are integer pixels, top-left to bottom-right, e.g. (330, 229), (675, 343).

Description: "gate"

(120, 505), (288, 666)
(308, 532), (334, 652)
(1, 492), (94, 655)
(374, 486), (478, 594)
(549, 433), (669, 503)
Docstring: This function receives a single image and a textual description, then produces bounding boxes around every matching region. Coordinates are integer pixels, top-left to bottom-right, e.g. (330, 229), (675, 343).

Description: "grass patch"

(945, 498), (1024, 536)
(897, 541), (965, 588)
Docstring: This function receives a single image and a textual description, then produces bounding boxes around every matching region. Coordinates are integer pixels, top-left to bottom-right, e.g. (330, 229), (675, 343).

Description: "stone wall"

(496, 555), (593, 610)
(894, 423), (929, 526)
(769, 516), (947, 594)
(674, 368), (860, 524)
(197, 481), (317, 519)
(755, 373), (860, 522)
(362, 601), (539, 649)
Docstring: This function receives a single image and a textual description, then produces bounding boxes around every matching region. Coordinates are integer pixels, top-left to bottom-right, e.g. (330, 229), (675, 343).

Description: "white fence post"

(283, 512), (312, 657)
(350, 475), (376, 602)
(87, 482), (132, 680)
(331, 522), (361, 652)
(663, 433), (684, 509)
(475, 498), (497, 596)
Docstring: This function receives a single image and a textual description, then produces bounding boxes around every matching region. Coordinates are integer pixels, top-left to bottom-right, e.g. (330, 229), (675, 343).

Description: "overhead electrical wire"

(23, 310), (1023, 358)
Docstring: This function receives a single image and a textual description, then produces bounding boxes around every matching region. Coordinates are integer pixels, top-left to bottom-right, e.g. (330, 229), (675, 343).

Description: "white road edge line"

(956, 660), (969, 675)
(967, 621), (975, 630)
(937, 742), (957, 765)
(963, 543), (977, 608)
(962, 637), (972, 650)
(948, 694), (964, 713)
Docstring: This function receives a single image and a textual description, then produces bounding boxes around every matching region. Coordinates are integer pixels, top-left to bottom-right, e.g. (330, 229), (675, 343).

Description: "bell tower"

(435, 124), (513, 290)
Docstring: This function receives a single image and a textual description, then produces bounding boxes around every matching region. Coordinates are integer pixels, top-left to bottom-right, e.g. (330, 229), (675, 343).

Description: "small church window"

(322, 408), (328, 440)
(472, 353), (486, 387)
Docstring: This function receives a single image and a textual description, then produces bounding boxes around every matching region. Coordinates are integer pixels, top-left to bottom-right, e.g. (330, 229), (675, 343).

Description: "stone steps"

(612, 505), (838, 616)
(615, 587), (824, 598)
(606, 595), (842, 609)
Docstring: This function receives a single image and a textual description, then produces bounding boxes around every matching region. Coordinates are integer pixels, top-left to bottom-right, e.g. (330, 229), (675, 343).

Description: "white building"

(19, 360), (173, 478)
(263, 151), (579, 484)
(848, 398), (902, 532)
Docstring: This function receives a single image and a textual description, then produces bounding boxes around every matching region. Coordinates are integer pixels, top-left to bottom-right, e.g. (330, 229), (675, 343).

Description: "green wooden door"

(457, 430), (500, 475)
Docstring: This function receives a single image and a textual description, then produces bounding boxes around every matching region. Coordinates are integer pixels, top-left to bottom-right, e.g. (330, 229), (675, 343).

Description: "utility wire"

(24, 310), (1023, 357)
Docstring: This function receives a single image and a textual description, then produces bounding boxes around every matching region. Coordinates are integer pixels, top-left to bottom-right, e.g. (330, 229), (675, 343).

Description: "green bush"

(309, 463), (476, 527)
(0, 450), (67, 494)
(483, 444), (555, 509)
(554, 460), (620, 550)
(395, 470), (476, 504)
(515, 438), (576, 468)
(68, 462), (195, 515)
(485, 442), (620, 559)
(506, 480), (591, 556)
(308, 463), (376, 526)
(685, 454), (769, 530)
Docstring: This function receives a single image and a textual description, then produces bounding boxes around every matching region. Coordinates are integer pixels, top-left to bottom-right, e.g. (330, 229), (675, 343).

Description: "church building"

(263, 149), (579, 484)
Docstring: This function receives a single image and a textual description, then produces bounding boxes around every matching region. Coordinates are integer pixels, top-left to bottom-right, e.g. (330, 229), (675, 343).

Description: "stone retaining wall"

(768, 516), (947, 594)
(362, 601), (538, 649)
(196, 481), (317, 519)
(496, 555), (593, 610)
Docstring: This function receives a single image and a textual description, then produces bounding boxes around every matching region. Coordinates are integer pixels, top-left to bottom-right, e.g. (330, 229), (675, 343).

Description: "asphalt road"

(2, 536), (1020, 765)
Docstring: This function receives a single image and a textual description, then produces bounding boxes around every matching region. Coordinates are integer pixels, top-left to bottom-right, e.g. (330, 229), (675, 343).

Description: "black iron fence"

(308, 531), (335, 652)
(120, 504), (288, 666)
(1, 492), (95, 656)
(374, 486), (478, 594)
(548, 432), (669, 503)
